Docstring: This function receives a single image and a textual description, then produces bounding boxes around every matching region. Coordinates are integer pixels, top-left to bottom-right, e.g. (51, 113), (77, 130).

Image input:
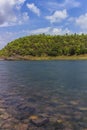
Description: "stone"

(27, 98), (36, 103)
(53, 121), (64, 130)
(0, 112), (10, 120)
(79, 107), (87, 111)
(15, 106), (36, 120)
(29, 115), (38, 120)
(15, 123), (28, 130)
(1, 122), (12, 129)
(30, 115), (49, 127)
(70, 101), (79, 105)
(57, 119), (63, 123)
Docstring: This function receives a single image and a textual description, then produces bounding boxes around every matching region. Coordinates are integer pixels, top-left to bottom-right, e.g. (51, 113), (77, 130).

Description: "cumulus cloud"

(0, 0), (29, 27)
(27, 3), (40, 16)
(46, 9), (68, 23)
(76, 13), (87, 30)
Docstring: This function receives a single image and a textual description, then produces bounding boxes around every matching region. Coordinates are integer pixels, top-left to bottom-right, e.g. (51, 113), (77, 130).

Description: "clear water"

(0, 60), (87, 129)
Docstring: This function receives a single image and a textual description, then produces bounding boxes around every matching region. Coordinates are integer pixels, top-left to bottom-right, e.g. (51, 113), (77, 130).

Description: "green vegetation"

(1, 33), (87, 59)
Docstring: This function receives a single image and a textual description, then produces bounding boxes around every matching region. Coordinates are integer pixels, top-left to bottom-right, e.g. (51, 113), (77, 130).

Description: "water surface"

(0, 60), (87, 129)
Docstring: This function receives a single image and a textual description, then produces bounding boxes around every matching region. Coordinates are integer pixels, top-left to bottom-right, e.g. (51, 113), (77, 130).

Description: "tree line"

(1, 33), (87, 57)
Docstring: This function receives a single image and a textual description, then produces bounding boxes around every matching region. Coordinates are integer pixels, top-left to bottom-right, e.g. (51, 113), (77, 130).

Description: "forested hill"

(1, 34), (87, 57)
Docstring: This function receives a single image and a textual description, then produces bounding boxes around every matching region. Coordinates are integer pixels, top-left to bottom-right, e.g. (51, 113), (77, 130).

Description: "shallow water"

(0, 60), (87, 130)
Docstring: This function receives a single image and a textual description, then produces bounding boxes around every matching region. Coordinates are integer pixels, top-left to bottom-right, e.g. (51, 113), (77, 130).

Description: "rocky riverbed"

(0, 89), (87, 130)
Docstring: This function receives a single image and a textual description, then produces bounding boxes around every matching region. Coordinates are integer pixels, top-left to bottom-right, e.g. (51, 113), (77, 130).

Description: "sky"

(0, 0), (87, 49)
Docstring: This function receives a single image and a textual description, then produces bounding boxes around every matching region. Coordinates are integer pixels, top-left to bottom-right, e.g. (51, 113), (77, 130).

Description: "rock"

(53, 121), (64, 130)
(0, 108), (6, 113)
(15, 123), (28, 130)
(27, 98), (36, 103)
(49, 102), (58, 107)
(79, 107), (87, 111)
(70, 101), (79, 105)
(0, 112), (10, 120)
(15, 106), (36, 120)
(29, 115), (38, 120)
(1, 122), (12, 129)
(30, 115), (49, 127)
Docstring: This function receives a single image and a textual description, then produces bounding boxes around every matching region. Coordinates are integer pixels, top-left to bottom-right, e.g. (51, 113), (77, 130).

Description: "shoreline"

(1, 55), (87, 60)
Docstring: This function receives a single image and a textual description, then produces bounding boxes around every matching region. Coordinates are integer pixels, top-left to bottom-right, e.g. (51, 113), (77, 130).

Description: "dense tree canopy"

(0, 34), (87, 57)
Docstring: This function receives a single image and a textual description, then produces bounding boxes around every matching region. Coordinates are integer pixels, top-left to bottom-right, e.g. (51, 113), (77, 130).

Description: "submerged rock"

(79, 107), (87, 111)
(15, 105), (36, 120)
(29, 115), (38, 120)
(27, 98), (36, 103)
(14, 123), (28, 130)
(30, 115), (49, 127)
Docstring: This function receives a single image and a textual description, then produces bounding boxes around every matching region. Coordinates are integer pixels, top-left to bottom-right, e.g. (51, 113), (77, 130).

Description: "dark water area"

(0, 60), (87, 130)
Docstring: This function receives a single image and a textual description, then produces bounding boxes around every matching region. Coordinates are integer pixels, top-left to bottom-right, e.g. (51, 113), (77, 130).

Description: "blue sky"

(0, 0), (87, 49)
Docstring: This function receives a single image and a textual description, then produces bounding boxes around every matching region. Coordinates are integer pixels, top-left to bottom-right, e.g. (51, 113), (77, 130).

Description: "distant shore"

(1, 55), (87, 60)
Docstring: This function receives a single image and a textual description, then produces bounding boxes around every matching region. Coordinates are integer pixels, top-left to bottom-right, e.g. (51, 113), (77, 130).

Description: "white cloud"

(63, 0), (80, 8)
(51, 28), (70, 34)
(0, 0), (29, 27)
(22, 12), (29, 21)
(17, 27), (70, 35)
(16, 0), (26, 9)
(30, 27), (51, 34)
(46, 9), (68, 23)
(27, 3), (40, 16)
(76, 13), (87, 30)
(46, 0), (80, 11)
(17, 12), (29, 25)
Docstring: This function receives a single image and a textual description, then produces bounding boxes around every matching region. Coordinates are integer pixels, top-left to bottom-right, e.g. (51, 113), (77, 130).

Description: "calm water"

(0, 60), (87, 129)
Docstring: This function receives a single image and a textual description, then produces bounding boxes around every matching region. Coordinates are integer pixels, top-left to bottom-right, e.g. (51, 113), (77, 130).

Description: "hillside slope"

(0, 34), (87, 58)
